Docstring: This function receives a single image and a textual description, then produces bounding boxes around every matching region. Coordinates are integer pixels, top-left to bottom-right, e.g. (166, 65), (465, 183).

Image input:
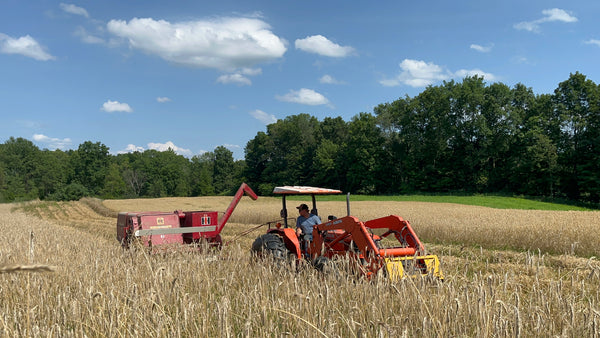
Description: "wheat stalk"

(0, 264), (56, 273)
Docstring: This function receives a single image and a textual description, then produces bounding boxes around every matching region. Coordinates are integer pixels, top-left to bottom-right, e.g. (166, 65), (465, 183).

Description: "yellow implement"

(384, 255), (444, 281)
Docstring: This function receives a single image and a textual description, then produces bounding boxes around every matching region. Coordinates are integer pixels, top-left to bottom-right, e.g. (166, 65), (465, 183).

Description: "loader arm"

(217, 183), (258, 234)
(312, 216), (381, 257)
(312, 214), (443, 281)
(364, 215), (426, 255)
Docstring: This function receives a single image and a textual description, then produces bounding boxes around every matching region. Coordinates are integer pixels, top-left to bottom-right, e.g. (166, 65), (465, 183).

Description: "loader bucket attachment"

(364, 215), (444, 281)
(383, 255), (444, 281)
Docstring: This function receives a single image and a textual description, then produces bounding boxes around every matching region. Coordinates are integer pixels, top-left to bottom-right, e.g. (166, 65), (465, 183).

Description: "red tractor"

(251, 186), (443, 281)
(117, 183), (258, 249)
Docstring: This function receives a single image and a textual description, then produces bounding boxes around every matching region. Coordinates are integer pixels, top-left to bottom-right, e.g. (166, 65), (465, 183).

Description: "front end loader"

(251, 186), (443, 281)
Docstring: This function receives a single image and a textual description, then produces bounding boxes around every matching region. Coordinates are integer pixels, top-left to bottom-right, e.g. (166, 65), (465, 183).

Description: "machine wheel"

(312, 256), (330, 272)
(314, 256), (341, 275)
(251, 233), (288, 261)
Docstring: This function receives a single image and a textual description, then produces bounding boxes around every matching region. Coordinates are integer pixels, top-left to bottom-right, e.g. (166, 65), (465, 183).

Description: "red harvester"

(117, 183), (258, 249)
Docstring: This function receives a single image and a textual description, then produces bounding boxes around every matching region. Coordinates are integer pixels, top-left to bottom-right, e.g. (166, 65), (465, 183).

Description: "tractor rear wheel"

(251, 233), (287, 261)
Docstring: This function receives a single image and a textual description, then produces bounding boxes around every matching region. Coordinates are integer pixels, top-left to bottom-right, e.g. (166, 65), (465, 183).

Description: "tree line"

(0, 140), (244, 202)
(1, 72), (599, 204)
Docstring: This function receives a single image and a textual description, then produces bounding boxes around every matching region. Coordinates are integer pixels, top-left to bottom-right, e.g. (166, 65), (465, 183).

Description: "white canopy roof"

(272, 186), (342, 195)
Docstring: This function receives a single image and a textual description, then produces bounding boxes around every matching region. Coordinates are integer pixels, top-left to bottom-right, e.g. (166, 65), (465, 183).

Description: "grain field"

(1, 196), (599, 337)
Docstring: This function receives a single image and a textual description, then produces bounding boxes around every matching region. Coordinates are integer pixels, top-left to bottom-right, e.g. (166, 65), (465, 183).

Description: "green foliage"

(70, 141), (109, 195)
(50, 182), (90, 201)
(213, 146), (236, 194)
(100, 162), (128, 199)
(190, 152), (215, 196)
(1, 73), (600, 207)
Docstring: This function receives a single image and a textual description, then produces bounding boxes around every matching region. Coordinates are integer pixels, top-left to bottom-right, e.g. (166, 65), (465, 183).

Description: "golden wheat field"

(1, 196), (600, 337)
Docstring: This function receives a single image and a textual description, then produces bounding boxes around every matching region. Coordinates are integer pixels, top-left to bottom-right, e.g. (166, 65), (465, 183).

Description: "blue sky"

(1, 1), (599, 159)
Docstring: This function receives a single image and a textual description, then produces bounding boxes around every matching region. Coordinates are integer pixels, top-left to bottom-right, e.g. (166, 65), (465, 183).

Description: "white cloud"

(74, 26), (105, 44)
(513, 22), (538, 32)
(0, 33), (55, 61)
(59, 3), (89, 18)
(17, 120), (42, 129)
(118, 144), (145, 154)
(276, 88), (331, 106)
(217, 73), (252, 86)
(295, 35), (354, 57)
(541, 8), (578, 23)
(241, 67), (262, 76)
(454, 69), (496, 81)
(217, 67), (262, 86)
(380, 59), (496, 87)
(223, 143), (241, 149)
(148, 141), (192, 156)
(380, 59), (450, 87)
(32, 134), (72, 150)
(585, 39), (600, 47)
(157, 96), (171, 103)
(514, 8), (577, 33)
(250, 109), (277, 124)
(117, 142), (198, 157)
(470, 43), (493, 53)
(107, 16), (287, 71)
(319, 74), (345, 84)
(101, 100), (133, 113)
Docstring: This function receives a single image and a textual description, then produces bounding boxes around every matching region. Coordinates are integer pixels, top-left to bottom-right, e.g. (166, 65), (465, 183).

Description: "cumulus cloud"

(101, 100), (133, 113)
(470, 43), (493, 53)
(106, 17), (287, 71)
(250, 109), (277, 125)
(0, 33), (55, 61)
(295, 35), (354, 57)
(74, 26), (105, 44)
(514, 8), (577, 33)
(454, 68), (496, 81)
(380, 59), (450, 87)
(380, 59), (496, 87)
(117, 141), (197, 156)
(217, 73), (252, 86)
(585, 39), (600, 47)
(156, 96), (171, 103)
(32, 134), (72, 150)
(276, 88), (331, 106)
(217, 67), (262, 86)
(148, 141), (192, 156)
(59, 3), (89, 18)
(118, 144), (145, 153)
(240, 67), (262, 76)
(223, 143), (241, 149)
(319, 74), (345, 84)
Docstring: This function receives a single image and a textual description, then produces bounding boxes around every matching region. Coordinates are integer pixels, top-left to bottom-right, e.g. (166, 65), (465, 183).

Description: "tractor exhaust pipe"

(346, 193), (351, 216)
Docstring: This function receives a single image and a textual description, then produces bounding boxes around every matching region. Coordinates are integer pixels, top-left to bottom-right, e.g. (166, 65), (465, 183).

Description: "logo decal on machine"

(201, 215), (211, 225)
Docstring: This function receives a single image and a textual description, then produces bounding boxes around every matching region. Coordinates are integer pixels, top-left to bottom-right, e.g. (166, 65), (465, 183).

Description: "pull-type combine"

(117, 183), (258, 249)
(252, 186), (443, 281)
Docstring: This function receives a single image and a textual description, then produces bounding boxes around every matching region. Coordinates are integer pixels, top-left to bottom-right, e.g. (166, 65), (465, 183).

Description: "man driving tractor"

(295, 203), (321, 241)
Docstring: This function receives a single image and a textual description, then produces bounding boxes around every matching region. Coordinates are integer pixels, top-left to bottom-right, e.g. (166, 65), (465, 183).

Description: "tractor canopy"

(273, 186), (343, 228)
(273, 186), (342, 195)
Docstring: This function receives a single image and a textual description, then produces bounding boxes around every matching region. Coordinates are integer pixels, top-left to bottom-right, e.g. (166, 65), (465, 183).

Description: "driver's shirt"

(296, 214), (322, 240)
